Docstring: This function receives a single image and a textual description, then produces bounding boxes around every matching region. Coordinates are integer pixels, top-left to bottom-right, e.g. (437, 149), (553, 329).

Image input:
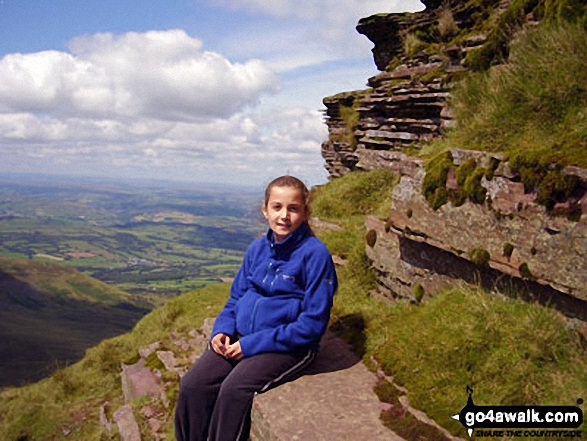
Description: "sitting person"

(174, 175), (338, 441)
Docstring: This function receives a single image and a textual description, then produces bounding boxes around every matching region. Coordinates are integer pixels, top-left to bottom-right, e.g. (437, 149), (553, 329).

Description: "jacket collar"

(266, 222), (311, 255)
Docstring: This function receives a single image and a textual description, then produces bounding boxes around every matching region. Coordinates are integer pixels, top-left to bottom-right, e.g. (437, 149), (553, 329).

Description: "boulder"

(250, 331), (405, 441)
(121, 359), (164, 403)
(113, 405), (141, 441)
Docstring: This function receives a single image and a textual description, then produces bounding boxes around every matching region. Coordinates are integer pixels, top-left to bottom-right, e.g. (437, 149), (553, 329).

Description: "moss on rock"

(423, 151), (454, 209)
(469, 247), (491, 267)
(519, 262), (537, 280)
(413, 284), (425, 303)
(510, 153), (582, 214)
(366, 229), (378, 248)
(503, 242), (515, 258)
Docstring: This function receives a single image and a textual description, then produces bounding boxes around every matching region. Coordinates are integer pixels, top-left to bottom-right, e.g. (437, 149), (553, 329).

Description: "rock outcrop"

(99, 322), (213, 440)
(321, 1), (498, 178)
(321, 63), (459, 178)
(99, 318), (461, 440)
(321, 1), (587, 317)
(363, 150), (587, 318)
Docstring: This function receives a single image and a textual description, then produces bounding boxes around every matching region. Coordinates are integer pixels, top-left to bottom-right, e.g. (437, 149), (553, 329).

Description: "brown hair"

(264, 175), (312, 221)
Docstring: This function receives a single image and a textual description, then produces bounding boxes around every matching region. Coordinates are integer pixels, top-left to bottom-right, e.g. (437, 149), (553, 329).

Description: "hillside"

(322, 0), (587, 311)
(0, 256), (148, 387)
(0, 282), (230, 440)
(0, 175), (585, 439)
(1, 1), (586, 439)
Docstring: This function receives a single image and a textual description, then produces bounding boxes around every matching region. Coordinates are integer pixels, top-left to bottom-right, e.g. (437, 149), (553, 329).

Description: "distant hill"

(0, 256), (149, 387)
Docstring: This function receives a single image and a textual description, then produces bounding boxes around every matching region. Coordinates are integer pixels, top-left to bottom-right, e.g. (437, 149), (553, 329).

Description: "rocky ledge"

(321, 0), (587, 320)
(364, 150), (587, 320)
(99, 318), (463, 440)
(321, 0), (499, 178)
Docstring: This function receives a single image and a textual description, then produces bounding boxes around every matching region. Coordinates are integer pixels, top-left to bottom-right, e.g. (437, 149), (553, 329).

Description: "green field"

(0, 176), (263, 387)
(0, 176), (263, 305)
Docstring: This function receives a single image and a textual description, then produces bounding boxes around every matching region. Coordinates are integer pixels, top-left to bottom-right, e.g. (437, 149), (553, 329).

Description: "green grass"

(311, 171), (587, 439)
(375, 288), (587, 435)
(0, 256), (136, 306)
(450, 23), (587, 168)
(312, 168), (398, 221)
(420, 23), (587, 212)
(311, 169), (397, 265)
(0, 282), (230, 440)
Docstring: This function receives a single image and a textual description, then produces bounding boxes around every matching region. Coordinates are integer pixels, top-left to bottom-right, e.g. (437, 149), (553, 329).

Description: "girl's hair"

(264, 175), (313, 219)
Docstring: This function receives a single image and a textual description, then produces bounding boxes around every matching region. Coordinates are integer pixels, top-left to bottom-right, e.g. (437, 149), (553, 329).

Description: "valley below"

(0, 175), (262, 387)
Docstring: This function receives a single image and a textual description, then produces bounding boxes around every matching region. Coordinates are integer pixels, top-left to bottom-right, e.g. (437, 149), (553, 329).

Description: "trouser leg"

(208, 349), (316, 441)
(175, 349), (236, 441)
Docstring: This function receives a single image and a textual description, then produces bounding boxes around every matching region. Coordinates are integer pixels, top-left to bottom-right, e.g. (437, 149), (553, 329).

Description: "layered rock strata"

(364, 150), (587, 318)
(321, 1), (492, 178)
(321, 65), (460, 178)
(321, 1), (587, 316)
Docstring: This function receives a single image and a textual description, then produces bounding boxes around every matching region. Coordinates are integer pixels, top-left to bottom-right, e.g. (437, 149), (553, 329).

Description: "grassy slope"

(0, 282), (230, 440)
(424, 23), (587, 171)
(0, 171), (585, 439)
(0, 256), (149, 387)
(311, 170), (587, 439)
(0, 255), (139, 306)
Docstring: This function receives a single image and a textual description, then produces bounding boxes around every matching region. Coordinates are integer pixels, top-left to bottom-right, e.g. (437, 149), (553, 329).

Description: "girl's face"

(262, 186), (308, 242)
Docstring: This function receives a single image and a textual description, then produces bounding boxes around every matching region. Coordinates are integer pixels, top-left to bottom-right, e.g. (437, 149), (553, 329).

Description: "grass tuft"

(312, 169), (397, 221)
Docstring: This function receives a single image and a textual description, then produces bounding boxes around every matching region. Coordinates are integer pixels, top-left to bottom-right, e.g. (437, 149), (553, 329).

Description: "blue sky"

(0, 0), (424, 188)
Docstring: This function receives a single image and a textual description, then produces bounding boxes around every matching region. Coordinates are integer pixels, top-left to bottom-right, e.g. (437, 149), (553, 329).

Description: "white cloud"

(212, 0), (423, 22)
(0, 2), (427, 187)
(0, 103), (329, 186)
(0, 29), (280, 122)
(209, 0), (424, 73)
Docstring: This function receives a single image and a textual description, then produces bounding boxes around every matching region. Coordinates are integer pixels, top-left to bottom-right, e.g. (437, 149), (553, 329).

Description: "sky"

(0, 0), (424, 189)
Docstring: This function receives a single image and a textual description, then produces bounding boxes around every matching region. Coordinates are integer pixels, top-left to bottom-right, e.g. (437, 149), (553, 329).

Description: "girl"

(174, 175), (338, 441)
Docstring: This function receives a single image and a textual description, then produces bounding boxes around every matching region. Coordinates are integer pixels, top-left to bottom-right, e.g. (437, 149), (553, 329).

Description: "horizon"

(0, 171), (265, 195)
(0, 0), (424, 188)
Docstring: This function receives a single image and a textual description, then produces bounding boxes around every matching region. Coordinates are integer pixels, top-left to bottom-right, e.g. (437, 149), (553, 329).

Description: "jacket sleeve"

(211, 245), (252, 339)
(238, 245), (337, 356)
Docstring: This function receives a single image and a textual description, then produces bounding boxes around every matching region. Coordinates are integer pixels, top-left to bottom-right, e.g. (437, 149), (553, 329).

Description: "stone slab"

(251, 331), (404, 441)
(113, 404), (141, 441)
(121, 359), (163, 403)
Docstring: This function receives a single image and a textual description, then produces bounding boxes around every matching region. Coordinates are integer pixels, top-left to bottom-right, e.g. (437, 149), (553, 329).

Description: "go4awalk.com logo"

(452, 386), (584, 438)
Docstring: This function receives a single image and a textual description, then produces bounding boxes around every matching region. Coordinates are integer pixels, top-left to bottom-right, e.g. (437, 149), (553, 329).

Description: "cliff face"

(321, 0), (500, 177)
(364, 150), (587, 318)
(321, 1), (587, 317)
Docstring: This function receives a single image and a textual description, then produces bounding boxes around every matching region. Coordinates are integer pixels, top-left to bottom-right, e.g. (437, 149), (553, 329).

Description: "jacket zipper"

(270, 268), (280, 289)
(262, 262), (273, 284)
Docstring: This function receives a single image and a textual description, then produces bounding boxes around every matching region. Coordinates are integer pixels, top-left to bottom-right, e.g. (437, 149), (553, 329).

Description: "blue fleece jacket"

(211, 222), (337, 357)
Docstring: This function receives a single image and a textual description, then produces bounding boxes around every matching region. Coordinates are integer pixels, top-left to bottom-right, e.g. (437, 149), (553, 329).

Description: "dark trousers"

(174, 347), (315, 441)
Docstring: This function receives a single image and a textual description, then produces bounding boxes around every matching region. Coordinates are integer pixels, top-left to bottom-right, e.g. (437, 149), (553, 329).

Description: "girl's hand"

(225, 341), (243, 361)
(211, 333), (231, 356)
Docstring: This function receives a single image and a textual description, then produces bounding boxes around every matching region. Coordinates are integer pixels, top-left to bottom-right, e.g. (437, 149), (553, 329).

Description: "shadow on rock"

(300, 313), (367, 376)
